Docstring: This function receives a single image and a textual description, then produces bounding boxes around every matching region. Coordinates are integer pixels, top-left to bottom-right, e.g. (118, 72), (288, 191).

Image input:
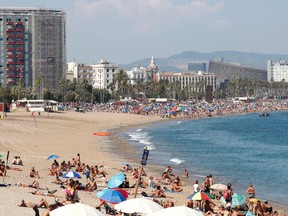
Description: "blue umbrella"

(108, 173), (125, 188)
(47, 154), (59, 160)
(220, 193), (246, 207)
(62, 171), (81, 179)
(96, 188), (126, 204)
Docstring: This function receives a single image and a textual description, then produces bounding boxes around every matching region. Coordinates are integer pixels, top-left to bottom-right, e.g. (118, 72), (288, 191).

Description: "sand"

(0, 111), (287, 215)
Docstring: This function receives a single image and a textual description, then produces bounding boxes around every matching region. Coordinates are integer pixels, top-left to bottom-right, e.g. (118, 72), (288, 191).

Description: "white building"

(67, 60), (78, 81)
(92, 60), (118, 90)
(267, 60), (288, 82)
(156, 71), (217, 92)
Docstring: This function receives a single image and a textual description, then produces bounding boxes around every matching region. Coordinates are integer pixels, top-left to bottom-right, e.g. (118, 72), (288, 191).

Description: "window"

(106, 69), (109, 72)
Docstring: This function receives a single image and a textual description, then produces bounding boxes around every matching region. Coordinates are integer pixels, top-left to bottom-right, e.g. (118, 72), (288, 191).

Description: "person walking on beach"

(246, 183), (256, 198)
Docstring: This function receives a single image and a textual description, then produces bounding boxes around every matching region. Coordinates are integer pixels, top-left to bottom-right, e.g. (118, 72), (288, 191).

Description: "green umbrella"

(0, 154), (3, 159)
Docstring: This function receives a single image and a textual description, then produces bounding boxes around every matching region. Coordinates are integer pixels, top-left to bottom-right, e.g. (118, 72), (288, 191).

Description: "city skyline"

(1, 0), (287, 64)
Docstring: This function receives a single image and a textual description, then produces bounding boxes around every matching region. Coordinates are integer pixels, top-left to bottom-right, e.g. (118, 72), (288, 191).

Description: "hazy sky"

(1, 0), (287, 64)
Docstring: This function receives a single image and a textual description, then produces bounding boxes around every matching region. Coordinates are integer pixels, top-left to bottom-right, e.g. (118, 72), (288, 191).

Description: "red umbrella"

(112, 188), (128, 198)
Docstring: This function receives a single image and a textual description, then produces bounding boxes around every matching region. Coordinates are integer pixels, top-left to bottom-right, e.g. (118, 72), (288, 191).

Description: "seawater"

(119, 111), (288, 206)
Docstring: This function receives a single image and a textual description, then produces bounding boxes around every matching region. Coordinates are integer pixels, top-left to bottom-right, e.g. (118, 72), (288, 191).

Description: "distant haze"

(121, 50), (288, 72)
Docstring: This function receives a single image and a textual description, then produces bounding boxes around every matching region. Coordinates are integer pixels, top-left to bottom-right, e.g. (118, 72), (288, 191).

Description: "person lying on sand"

(17, 180), (40, 190)
(18, 198), (49, 208)
(18, 198), (49, 216)
(30, 189), (58, 197)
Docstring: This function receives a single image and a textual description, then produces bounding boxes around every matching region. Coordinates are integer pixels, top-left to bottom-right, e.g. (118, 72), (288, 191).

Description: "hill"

(120, 50), (288, 72)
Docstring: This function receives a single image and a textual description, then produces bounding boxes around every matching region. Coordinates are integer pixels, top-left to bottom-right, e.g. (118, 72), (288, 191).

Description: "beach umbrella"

(47, 154), (59, 160)
(0, 154), (3, 159)
(112, 188), (129, 198)
(96, 188), (126, 204)
(210, 183), (227, 191)
(62, 171), (81, 179)
(151, 206), (203, 216)
(188, 191), (211, 201)
(50, 203), (105, 216)
(231, 193), (246, 207)
(114, 197), (163, 214)
(108, 173), (125, 188)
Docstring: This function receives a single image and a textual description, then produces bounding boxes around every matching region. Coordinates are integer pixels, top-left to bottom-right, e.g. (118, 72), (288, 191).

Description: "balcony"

(16, 68), (23, 72)
(16, 28), (23, 32)
(17, 54), (24, 58)
(16, 34), (23, 38)
(7, 74), (14, 78)
(16, 21), (23, 25)
(7, 41), (14, 45)
(7, 81), (16, 85)
(7, 21), (14, 25)
(7, 68), (14, 71)
(7, 28), (14, 32)
(16, 61), (24, 65)
(7, 61), (14, 65)
(16, 47), (23, 52)
(7, 54), (14, 58)
(16, 41), (24, 45)
(7, 47), (14, 51)
(7, 34), (13, 38)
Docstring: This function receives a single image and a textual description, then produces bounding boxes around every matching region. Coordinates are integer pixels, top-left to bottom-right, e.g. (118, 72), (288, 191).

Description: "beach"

(0, 110), (287, 215)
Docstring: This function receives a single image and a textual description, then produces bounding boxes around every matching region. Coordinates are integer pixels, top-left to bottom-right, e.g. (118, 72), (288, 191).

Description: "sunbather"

(29, 167), (40, 179)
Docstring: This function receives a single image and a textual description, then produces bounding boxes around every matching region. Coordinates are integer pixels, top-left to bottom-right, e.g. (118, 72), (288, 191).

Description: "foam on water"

(170, 158), (184, 165)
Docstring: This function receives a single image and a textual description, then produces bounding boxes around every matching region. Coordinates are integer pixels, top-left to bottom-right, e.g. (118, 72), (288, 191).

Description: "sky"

(1, 0), (287, 64)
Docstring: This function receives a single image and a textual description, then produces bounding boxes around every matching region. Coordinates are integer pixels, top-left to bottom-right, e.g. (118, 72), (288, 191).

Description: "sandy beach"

(0, 110), (287, 215)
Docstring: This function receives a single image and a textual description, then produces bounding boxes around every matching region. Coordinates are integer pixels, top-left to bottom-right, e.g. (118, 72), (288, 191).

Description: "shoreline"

(104, 112), (288, 213)
(0, 110), (287, 215)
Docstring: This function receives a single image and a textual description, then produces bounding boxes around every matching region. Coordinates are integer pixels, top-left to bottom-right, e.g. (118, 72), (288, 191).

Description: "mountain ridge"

(120, 50), (288, 72)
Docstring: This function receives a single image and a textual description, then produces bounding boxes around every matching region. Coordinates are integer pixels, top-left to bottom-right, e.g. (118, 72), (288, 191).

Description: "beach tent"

(151, 206), (203, 216)
(114, 197), (163, 215)
(50, 203), (104, 216)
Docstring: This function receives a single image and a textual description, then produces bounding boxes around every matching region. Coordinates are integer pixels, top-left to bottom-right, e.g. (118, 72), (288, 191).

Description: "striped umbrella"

(188, 191), (211, 201)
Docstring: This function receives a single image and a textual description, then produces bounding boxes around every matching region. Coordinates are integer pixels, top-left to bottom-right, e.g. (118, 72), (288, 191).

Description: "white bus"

(12, 99), (59, 112)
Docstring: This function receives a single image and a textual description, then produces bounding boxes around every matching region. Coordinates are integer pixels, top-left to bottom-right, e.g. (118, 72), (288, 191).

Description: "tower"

(0, 8), (66, 90)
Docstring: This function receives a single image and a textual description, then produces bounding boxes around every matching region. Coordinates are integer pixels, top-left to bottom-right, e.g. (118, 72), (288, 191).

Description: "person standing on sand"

(76, 153), (81, 164)
(246, 183), (256, 198)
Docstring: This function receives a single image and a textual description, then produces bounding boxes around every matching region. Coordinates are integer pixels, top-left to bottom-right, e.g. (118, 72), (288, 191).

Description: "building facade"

(208, 60), (267, 82)
(92, 60), (118, 90)
(155, 71), (217, 93)
(126, 56), (156, 85)
(0, 8), (66, 90)
(188, 61), (207, 72)
(267, 60), (288, 82)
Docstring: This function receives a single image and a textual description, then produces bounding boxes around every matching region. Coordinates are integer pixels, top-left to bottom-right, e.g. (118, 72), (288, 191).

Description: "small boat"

(259, 112), (270, 117)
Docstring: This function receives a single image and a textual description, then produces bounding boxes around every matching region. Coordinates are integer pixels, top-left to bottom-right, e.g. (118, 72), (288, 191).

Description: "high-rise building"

(267, 60), (288, 82)
(0, 8), (66, 90)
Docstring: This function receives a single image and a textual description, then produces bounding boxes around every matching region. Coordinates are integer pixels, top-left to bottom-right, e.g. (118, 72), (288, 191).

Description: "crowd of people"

(61, 97), (288, 119)
(3, 148), (284, 216)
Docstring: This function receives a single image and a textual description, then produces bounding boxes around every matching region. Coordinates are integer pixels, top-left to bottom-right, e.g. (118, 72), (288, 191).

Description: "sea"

(118, 111), (288, 206)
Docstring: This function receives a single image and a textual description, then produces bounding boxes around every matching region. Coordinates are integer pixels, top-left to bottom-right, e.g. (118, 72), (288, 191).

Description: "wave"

(170, 158), (184, 165)
(136, 128), (142, 132)
(128, 132), (148, 141)
(146, 145), (156, 150)
(139, 140), (152, 145)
